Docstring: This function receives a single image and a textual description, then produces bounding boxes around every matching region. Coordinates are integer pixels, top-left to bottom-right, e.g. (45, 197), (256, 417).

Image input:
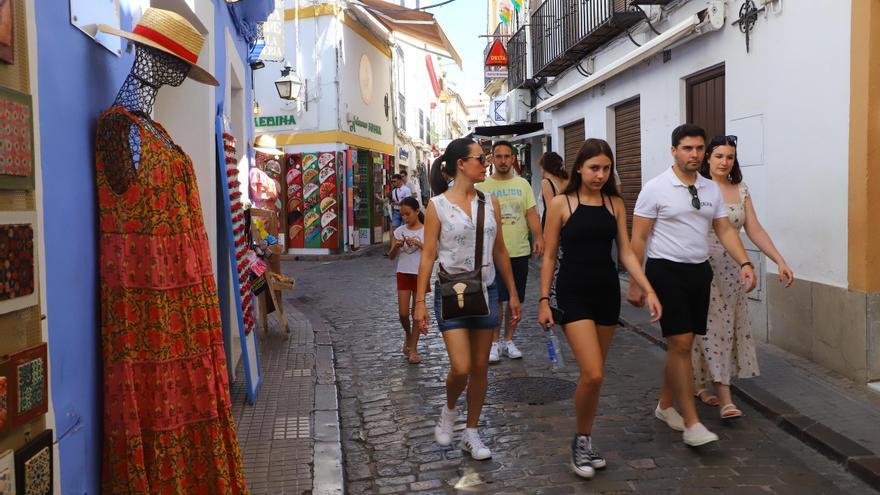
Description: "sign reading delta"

(484, 40), (508, 66)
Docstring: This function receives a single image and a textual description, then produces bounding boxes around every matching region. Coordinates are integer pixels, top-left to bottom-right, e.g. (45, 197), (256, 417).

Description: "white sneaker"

(654, 403), (685, 432)
(489, 342), (501, 363)
(434, 406), (457, 446)
(503, 340), (523, 359)
(683, 422), (719, 446)
(460, 430), (492, 460)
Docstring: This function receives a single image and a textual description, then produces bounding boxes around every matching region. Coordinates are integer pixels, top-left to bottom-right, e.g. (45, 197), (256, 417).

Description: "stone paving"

(287, 254), (876, 494)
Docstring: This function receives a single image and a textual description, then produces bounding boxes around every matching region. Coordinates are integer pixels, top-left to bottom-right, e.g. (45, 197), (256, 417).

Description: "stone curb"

(280, 242), (389, 262)
(295, 306), (345, 495)
(618, 312), (880, 491)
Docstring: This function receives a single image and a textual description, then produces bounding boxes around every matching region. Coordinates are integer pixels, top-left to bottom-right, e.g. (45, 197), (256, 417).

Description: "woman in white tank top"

(413, 138), (521, 461)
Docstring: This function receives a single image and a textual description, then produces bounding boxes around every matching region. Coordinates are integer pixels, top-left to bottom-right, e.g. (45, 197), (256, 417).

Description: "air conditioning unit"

(506, 89), (531, 123)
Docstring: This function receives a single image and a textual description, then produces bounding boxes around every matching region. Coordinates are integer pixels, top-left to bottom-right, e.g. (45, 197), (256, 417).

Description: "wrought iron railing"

(531, 0), (637, 77)
(508, 25), (528, 90)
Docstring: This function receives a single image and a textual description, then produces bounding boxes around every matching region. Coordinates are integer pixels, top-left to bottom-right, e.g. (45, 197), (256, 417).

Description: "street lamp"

(275, 62), (303, 101)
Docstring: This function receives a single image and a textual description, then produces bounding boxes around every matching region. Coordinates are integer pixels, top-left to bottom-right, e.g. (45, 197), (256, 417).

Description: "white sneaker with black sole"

(460, 429), (492, 460)
(434, 406), (457, 446)
(570, 434), (598, 478)
(488, 342), (501, 363)
(503, 340), (523, 359)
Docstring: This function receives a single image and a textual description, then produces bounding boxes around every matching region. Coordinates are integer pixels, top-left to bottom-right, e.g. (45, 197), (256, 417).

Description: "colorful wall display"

(0, 449), (14, 494)
(8, 343), (48, 429)
(0, 87), (34, 190)
(285, 152), (343, 250)
(285, 154), (304, 248)
(223, 133), (255, 336)
(0, 211), (37, 315)
(14, 429), (52, 495)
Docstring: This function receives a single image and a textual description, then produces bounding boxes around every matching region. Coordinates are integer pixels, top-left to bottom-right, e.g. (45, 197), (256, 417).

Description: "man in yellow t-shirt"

(476, 141), (545, 362)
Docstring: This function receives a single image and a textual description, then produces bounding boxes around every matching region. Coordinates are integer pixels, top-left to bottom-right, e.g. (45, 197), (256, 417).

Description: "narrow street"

(286, 254), (875, 494)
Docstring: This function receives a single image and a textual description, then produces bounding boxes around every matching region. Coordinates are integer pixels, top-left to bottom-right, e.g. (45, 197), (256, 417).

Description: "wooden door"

(615, 98), (641, 234)
(563, 119), (585, 174)
(687, 65), (726, 141)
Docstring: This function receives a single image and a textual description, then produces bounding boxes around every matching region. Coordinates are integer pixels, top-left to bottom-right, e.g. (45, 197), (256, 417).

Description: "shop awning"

(472, 122), (544, 141)
(535, 9), (719, 112)
(353, 0), (462, 67)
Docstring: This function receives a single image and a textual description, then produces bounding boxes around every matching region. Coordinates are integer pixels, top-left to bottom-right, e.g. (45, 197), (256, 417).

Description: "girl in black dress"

(538, 138), (661, 479)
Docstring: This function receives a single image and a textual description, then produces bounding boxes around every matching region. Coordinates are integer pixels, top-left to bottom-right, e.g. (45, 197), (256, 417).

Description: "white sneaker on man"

(434, 406), (457, 446)
(460, 429), (492, 460)
(489, 342), (501, 363)
(503, 340), (523, 359)
(683, 422), (719, 446)
(654, 403), (685, 432)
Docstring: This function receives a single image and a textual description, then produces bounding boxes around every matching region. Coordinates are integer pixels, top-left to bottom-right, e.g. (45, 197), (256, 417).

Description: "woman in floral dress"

(692, 135), (794, 419)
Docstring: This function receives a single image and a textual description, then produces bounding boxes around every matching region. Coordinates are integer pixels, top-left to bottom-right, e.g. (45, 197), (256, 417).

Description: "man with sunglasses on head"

(627, 124), (756, 447)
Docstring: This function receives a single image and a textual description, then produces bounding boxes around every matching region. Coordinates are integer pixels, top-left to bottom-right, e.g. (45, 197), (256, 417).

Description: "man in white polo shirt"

(627, 124), (756, 447)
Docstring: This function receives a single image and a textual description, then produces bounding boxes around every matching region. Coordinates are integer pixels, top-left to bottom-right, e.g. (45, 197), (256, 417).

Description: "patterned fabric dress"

(693, 182), (760, 385)
(96, 106), (248, 494)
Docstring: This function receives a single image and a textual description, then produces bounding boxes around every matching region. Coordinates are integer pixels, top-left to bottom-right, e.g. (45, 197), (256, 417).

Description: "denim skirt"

(433, 279), (499, 332)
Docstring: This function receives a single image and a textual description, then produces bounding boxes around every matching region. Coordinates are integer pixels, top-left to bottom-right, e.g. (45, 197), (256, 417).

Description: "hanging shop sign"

(347, 115), (382, 136)
(398, 147), (410, 161)
(484, 40), (509, 80)
(254, 114), (297, 128)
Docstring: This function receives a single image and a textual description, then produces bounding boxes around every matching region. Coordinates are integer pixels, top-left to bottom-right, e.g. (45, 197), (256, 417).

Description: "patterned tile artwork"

(0, 376), (6, 429)
(0, 92), (33, 177)
(0, 224), (34, 301)
(0, 449), (13, 495)
(16, 358), (43, 415)
(23, 447), (49, 495)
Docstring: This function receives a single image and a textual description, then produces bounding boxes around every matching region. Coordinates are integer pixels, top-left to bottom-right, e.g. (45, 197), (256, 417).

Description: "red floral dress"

(96, 106), (248, 494)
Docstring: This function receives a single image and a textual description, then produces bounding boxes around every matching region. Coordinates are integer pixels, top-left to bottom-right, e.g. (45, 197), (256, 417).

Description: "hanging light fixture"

(253, 101), (261, 115)
(275, 61), (303, 101)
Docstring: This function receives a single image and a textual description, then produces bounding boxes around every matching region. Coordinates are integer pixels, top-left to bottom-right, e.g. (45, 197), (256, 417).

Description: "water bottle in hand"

(545, 326), (564, 370)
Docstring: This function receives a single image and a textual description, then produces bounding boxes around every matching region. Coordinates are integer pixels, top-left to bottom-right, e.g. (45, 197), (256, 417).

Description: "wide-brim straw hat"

(254, 134), (283, 156)
(98, 8), (218, 86)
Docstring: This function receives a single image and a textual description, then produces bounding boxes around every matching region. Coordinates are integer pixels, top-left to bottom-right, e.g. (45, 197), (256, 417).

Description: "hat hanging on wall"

(254, 135), (283, 157)
(97, 8), (219, 86)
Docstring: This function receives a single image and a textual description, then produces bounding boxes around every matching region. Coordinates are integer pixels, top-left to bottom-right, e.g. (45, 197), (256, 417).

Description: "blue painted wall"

(34, 1), (271, 492)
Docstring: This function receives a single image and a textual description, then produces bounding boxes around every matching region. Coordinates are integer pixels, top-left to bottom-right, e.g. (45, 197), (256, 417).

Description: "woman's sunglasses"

(711, 134), (738, 146)
(688, 185), (701, 210)
(465, 155), (487, 165)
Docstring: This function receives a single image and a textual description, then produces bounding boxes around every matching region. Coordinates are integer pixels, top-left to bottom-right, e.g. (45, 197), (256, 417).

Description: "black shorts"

(498, 255), (530, 303)
(645, 258), (713, 337)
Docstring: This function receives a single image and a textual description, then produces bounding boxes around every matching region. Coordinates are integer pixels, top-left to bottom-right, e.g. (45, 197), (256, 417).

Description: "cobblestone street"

(287, 254), (875, 494)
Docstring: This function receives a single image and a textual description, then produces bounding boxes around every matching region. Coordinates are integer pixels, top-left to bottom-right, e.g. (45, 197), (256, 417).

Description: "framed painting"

(0, 87), (35, 190)
(14, 429), (52, 495)
(0, 0), (13, 65)
(9, 343), (48, 428)
(0, 211), (37, 315)
(0, 449), (14, 495)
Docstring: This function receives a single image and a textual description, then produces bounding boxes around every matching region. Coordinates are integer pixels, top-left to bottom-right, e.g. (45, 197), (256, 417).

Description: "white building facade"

(507, 0), (880, 384)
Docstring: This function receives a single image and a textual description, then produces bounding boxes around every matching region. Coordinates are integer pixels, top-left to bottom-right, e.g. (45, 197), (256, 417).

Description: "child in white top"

(389, 197), (427, 364)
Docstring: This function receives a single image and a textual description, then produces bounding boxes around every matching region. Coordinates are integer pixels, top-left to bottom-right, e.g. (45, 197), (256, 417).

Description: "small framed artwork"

(0, 211), (37, 315)
(14, 429), (52, 495)
(0, 358), (11, 436)
(0, 0), (13, 65)
(9, 343), (48, 428)
(0, 87), (35, 190)
(0, 448), (15, 495)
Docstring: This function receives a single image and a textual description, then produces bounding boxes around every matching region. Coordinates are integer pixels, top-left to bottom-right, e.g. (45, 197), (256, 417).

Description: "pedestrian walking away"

(627, 123), (757, 447)
(692, 135), (795, 420)
(539, 151), (569, 229)
(389, 173), (412, 229)
(538, 138), (662, 479)
(400, 168), (422, 207)
(389, 196), (429, 364)
(413, 137), (522, 461)
(477, 140), (544, 363)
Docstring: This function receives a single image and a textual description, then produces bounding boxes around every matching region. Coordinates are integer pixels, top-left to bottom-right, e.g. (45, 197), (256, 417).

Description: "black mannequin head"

(132, 44), (191, 88)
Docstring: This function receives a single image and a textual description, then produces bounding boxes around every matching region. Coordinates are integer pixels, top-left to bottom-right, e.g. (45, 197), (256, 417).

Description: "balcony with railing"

(508, 25), (528, 90)
(531, 0), (643, 77)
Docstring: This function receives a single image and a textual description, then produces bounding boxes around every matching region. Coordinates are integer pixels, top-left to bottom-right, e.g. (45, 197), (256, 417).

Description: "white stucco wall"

(538, 0), (851, 287)
(339, 22), (394, 146)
